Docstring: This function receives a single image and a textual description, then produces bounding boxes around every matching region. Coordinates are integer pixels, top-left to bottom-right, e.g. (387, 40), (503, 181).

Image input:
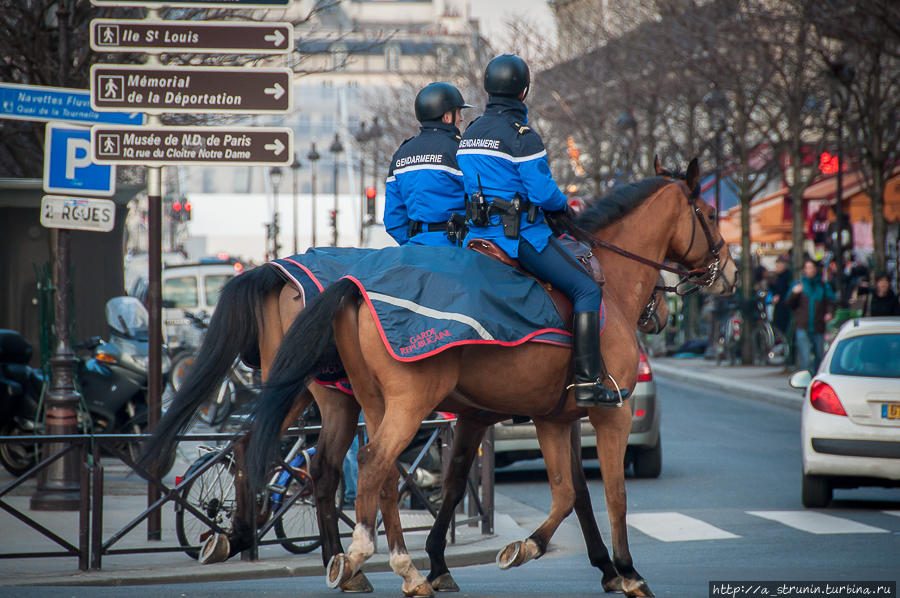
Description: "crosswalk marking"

(746, 511), (889, 535)
(627, 512), (740, 542)
(882, 511), (900, 519)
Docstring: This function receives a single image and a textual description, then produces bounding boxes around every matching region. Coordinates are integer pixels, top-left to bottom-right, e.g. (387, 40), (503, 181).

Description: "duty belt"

(408, 214), (468, 246)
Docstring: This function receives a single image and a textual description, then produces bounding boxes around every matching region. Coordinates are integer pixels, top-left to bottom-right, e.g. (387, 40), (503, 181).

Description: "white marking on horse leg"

(346, 523), (376, 569)
(390, 550), (428, 595)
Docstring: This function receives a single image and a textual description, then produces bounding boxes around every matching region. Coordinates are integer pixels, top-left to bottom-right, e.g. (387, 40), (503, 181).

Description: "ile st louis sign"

(90, 65), (292, 114)
(91, 126), (294, 166)
(90, 19), (293, 54)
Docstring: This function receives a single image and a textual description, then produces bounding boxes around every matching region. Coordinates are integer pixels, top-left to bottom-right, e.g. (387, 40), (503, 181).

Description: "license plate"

(882, 404), (900, 420)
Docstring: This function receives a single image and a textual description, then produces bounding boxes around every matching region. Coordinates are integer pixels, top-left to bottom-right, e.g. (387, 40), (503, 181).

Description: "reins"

(555, 180), (726, 297)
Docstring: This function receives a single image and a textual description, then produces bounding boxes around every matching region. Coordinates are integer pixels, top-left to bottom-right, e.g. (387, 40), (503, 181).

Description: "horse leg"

(497, 419), (575, 570)
(309, 385), (374, 593)
(425, 415), (488, 592)
(568, 420), (622, 592)
(589, 404), (653, 598)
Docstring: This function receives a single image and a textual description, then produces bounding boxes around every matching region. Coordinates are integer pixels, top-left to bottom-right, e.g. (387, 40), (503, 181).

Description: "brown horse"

(245, 160), (737, 597)
(139, 247), (662, 592)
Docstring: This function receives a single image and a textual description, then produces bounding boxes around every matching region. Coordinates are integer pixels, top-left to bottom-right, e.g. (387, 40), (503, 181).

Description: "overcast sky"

(462, 0), (557, 45)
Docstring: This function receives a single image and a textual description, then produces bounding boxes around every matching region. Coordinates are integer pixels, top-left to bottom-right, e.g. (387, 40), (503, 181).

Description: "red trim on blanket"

(341, 275), (572, 363)
(313, 378), (355, 395)
(282, 257), (325, 292)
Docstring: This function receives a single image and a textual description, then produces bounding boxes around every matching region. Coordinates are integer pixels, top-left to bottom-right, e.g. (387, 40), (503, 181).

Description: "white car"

(790, 317), (900, 508)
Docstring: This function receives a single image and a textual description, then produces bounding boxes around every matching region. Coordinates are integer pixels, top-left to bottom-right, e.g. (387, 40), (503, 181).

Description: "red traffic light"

(365, 186), (377, 200)
(184, 201), (192, 212)
(172, 201), (182, 212)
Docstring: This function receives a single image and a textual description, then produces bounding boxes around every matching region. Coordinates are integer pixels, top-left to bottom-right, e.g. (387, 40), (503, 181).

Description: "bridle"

(584, 178), (729, 296)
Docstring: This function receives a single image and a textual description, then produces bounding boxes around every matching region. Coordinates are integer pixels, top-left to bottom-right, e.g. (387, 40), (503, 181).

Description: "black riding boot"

(573, 311), (621, 408)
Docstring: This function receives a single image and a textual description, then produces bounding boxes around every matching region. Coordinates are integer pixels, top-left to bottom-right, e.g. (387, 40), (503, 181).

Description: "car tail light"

(809, 380), (847, 416)
(634, 408), (646, 418)
(637, 352), (652, 382)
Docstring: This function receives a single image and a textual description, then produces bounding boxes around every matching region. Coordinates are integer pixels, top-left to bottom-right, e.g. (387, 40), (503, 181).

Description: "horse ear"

(654, 155), (663, 175)
(686, 158), (700, 191)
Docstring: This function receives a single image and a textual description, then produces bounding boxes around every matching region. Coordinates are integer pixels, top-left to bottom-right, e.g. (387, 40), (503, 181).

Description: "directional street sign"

(90, 19), (293, 54)
(91, 0), (289, 6)
(44, 122), (116, 197)
(40, 195), (116, 232)
(0, 82), (145, 125)
(91, 126), (294, 166)
(90, 65), (292, 114)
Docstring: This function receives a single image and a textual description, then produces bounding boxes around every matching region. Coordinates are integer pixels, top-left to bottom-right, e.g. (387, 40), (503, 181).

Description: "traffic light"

(329, 209), (337, 229)
(171, 199), (192, 222)
(183, 200), (192, 221)
(365, 186), (377, 220)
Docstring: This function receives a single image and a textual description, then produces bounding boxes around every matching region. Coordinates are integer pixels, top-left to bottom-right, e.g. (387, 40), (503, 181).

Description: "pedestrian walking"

(787, 259), (835, 373)
(861, 273), (900, 317)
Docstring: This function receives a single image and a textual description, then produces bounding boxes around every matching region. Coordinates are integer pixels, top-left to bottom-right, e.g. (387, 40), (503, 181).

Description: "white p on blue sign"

(43, 122), (116, 197)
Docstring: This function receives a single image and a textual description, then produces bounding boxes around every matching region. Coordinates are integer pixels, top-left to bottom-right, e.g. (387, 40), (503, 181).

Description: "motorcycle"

(0, 296), (170, 475)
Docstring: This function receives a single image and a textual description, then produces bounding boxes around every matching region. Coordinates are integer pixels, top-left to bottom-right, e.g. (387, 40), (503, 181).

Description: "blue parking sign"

(43, 122), (116, 197)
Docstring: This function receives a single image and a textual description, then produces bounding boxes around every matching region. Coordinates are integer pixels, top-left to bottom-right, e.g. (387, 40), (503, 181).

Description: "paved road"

(3, 376), (898, 598)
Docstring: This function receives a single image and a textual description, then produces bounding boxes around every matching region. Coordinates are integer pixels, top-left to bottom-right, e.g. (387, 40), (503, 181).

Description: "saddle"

(466, 237), (604, 331)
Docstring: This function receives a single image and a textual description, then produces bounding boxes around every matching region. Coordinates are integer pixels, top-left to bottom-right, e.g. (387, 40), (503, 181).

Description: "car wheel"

(801, 473), (832, 508)
(632, 438), (662, 479)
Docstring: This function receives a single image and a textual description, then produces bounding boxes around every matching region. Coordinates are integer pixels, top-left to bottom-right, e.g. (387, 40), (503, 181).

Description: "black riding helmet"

(414, 82), (472, 122)
(483, 54), (530, 100)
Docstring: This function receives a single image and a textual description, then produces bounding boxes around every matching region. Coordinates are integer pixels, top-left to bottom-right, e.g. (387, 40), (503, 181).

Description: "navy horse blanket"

(270, 245), (593, 364)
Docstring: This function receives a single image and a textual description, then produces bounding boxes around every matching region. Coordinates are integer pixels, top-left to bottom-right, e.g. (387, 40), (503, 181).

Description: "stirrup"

(568, 375), (624, 408)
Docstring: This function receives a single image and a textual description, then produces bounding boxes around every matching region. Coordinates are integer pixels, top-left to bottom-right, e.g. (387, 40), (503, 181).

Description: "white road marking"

(626, 512), (739, 542)
(746, 511), (888, 534)
(882, 511), (900, 519)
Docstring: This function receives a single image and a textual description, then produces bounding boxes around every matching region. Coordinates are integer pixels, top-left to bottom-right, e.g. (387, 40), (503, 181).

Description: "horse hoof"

(602, 575), (625, 594)
(327, 554), (355, 589)
(403, 581), (435, 597)
(496, 541), (526, 570)
(430, 572), (460, 592)
(623, 578), (654, 597)
(340, 571), (374, 593)
(199, 533), (230, 564)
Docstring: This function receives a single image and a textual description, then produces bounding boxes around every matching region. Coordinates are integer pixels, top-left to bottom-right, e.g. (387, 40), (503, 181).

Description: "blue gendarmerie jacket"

(383, 120), (465, 247)
(456, 96), (567, 256)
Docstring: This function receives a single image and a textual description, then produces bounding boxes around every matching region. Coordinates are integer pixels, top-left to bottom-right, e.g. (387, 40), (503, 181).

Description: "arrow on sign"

(264, 82), (285, 100)
(264, 138), (285, 155)
(264, 30), (286, 46)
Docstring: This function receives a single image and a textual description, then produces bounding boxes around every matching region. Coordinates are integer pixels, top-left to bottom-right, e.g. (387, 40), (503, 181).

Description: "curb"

(651, 362), (804, 410)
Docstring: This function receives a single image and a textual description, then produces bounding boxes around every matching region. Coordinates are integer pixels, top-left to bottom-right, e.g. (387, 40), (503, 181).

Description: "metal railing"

(0, 418), (494, 571)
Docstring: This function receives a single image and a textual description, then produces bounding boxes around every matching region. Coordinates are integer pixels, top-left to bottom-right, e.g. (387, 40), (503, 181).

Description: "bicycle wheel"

(273, 465), (322, 554)
(175, 454), (237, 559)
(197, 379), (232, 427)
(752, 324), (773, 366)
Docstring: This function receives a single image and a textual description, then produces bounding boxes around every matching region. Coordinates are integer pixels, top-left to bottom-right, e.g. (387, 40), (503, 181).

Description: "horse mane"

(574, 177), (673, 230)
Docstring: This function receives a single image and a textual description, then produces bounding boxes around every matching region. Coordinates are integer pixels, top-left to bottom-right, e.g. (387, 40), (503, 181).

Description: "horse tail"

(138, 263), (285, 477)
(246, 277), (358, 491)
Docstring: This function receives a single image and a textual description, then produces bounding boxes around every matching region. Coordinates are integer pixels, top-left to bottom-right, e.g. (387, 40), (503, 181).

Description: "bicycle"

(174, 432), (343, 558)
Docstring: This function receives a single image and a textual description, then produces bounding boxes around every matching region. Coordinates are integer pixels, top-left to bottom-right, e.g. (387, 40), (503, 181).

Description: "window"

(204, 274), (234, 307)
(830, 333), (900, 378)
(331, 43), (348, 72)
(163, 276), (198, 308)
(385, 43), (400, 72)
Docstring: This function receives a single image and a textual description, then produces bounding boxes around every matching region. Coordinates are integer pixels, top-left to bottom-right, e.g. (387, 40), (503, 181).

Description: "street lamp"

(268, 166), (283, 259)
(291, 154), (302, 255)
(828, 61), (855, 307)
(704, 90), (728, 224)
(329, 133), (344, 247)
(307, 142), (321, 247)
(616, 111), (637, 180)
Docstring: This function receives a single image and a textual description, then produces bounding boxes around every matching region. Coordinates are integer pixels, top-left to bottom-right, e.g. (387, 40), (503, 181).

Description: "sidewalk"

(0, 459), (529, 588)
(649, 355), (805, 409)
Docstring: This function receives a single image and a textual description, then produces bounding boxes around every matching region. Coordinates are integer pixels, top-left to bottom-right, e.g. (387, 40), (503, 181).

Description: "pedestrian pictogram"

(98, 75), (124, 102)
(98, 25), (119, 46)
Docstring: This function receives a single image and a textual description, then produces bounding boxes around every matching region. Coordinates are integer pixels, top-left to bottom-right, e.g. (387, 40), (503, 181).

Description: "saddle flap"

(465, 238), (574, 330)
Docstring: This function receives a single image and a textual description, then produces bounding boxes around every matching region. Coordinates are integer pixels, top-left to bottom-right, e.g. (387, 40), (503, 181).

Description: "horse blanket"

(341, 246), (580, 362)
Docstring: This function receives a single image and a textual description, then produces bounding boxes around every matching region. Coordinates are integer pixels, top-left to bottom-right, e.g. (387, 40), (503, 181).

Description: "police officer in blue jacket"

(457, 55), (618, 407)
(384, 82), (472, 247)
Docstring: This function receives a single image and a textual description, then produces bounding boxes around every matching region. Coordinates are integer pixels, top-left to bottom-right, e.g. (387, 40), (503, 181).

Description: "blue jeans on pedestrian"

(795, 328), (824, 374)
(342, 414), (365, 505)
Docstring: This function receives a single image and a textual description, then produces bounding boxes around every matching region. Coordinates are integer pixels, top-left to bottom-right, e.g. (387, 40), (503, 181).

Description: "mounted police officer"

(456, 55), (618, 407)
(384, 82), (472, 247)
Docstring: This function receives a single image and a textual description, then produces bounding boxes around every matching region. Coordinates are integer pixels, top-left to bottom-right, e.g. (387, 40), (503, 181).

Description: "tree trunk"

(871, 178), (887, 274)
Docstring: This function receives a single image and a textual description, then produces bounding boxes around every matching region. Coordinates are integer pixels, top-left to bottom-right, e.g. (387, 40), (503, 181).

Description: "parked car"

(790, 317), (900, 508)
(493, 349), (661, 478)
(129, 258), (242, 348)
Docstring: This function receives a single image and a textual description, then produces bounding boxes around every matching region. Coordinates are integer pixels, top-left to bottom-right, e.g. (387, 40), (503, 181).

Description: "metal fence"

(0, 418), (494, 571)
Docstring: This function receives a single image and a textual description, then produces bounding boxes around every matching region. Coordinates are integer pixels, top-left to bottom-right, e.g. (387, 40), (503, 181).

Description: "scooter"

(0, 296), (170, 475)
